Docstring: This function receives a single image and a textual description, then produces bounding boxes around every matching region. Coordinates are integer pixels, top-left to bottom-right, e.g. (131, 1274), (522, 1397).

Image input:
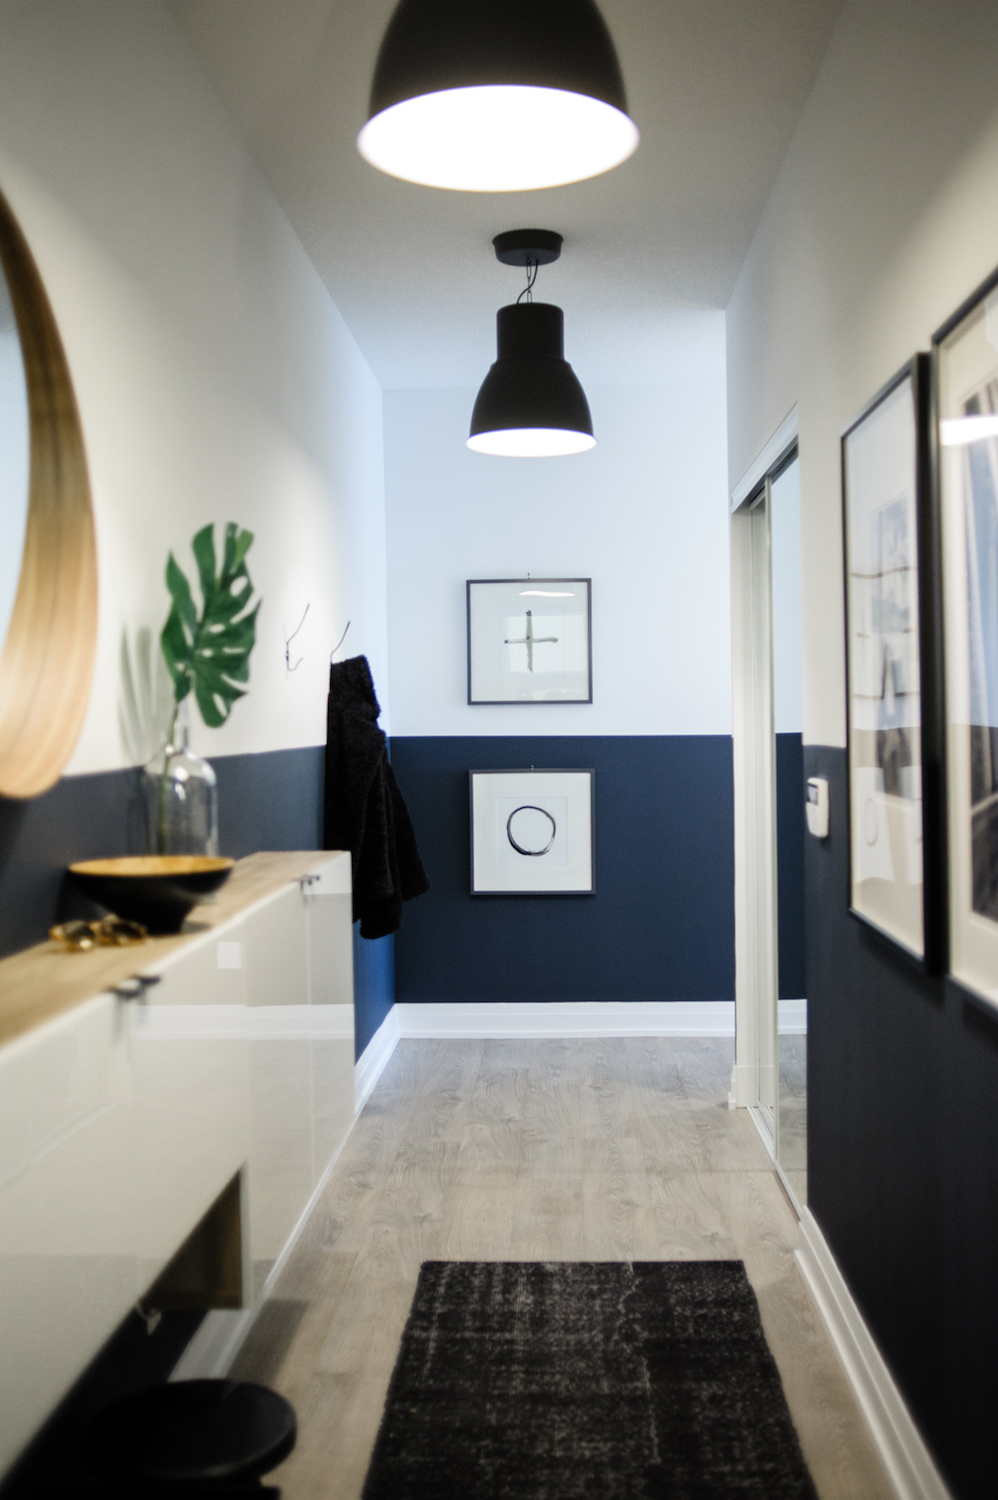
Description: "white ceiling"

(168, 0), (843, 390)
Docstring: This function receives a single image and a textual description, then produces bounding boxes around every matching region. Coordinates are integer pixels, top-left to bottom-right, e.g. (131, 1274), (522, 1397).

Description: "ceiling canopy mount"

(493, 230), (563, 269)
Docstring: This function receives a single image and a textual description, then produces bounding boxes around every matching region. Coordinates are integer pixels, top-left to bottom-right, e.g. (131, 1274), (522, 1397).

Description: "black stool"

(83, 1380), (296, 1492)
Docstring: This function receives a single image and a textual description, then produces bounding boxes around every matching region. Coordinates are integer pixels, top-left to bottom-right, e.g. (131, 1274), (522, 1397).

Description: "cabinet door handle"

(112, 974), (162, 1001)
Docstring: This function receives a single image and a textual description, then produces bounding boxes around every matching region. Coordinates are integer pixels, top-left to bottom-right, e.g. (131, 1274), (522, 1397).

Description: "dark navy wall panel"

(805, 745), (998, 1499)
(0, 747), (327, 959)
(215, 746), (324, 856)
(389, 735), (734, 1004)
(0, 768), (136, 958)
(775, 732), (806, 999)
(353, 928), (395, 1057)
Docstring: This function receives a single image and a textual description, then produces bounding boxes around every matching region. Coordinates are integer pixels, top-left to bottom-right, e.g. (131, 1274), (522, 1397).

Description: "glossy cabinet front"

(0, 853), (354, 1478)
(307, 859), (355, 1190)
(131, 929), (250, 1291)
(243, 869), (356, 1298)
(0, 994), (134, 1473)
(243, 884), (313, 1298)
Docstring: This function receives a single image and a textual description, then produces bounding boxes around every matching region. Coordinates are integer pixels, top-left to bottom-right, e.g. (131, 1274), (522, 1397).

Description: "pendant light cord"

(517, 257), (539, 304)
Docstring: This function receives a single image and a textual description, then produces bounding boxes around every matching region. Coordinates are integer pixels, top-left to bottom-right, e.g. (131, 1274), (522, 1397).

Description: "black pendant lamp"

(357, 0), (638, 193)
(468, 231), (595, 458)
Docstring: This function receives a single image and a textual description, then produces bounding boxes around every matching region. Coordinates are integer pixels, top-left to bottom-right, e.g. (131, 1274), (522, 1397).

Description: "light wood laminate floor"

(230, 1037), (893, 1500)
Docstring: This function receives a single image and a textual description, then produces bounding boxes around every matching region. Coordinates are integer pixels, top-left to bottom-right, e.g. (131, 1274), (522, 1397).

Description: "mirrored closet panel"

(770, 455), (807, 1203)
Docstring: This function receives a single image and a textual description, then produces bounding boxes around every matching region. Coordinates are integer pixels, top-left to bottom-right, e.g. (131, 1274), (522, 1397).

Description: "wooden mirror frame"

(0, 187), (97, 798)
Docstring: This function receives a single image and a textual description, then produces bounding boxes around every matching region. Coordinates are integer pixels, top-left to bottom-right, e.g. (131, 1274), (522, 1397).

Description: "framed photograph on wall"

(841, 353), (943, 968)
(935, 266), (998, 1006)
(467, 578), (592, 704)
(469, 769), (594, 894)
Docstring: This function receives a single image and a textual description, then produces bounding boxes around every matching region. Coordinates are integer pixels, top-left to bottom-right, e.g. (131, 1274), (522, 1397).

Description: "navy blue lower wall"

(0, 744), (391, 1061)
(0, 746), (326, 958)
(389, 735), (734, 1003)
(806, 745), (998, 1500)
(353, 926), (395, 1056)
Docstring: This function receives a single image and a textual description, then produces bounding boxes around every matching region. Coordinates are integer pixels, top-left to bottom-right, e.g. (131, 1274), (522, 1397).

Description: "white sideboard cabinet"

(0, 851), (355, 1477)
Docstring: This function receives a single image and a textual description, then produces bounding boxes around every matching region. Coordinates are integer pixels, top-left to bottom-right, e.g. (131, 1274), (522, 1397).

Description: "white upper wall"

(0, 0), (388, 774)
(726, 0), (998, 748)
(384, 324), (731, 739)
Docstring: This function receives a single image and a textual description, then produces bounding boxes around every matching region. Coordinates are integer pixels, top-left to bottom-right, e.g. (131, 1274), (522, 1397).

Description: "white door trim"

(730, 405), (799, 511)
(730, 488), (780, 1119)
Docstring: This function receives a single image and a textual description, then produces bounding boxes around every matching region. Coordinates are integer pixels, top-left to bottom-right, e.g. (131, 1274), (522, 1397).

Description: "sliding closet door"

(752, 490), (779, 1132)
(770, 456), (807, 1203)
(732, 488), (778, 1134)
(732, 444), (805, 1193)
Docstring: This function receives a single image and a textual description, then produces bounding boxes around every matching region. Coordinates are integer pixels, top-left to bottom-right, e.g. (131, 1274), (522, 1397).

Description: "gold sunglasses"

(49, 915), (148, 951)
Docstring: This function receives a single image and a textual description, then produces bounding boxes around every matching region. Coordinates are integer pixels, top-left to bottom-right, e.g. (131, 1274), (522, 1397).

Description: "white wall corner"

(354, 1005), (401, 1113)
(796, 1208), (952, 1500)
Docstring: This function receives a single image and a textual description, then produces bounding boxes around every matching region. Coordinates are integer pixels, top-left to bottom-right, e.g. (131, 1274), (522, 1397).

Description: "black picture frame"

(933, 261), (998, 1007)
(468, 768), (596, 895)
(466, 578), (593, 704)
(841, 352), (945, 972)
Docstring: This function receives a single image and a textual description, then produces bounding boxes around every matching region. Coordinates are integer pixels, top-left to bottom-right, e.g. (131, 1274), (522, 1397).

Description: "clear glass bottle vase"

(142, 699), (219, 856)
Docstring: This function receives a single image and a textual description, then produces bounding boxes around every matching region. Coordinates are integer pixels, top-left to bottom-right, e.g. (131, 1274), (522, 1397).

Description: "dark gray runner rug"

(362, 1260), (818, 1500)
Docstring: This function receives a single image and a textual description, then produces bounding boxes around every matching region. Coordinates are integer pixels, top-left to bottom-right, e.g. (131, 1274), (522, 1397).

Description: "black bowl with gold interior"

(68, 856), (235, 935)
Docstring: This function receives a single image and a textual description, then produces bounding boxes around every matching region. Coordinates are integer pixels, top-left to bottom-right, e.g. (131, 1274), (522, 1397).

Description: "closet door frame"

(730, 410), (799, 1163)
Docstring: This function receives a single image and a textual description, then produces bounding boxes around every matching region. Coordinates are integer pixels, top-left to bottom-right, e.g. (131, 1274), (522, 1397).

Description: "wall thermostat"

(806, 777), (829, 839)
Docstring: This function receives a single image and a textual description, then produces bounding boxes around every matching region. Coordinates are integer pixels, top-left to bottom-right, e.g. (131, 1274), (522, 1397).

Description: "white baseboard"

(778, 997), (807, 1036)
(394, 1000), (735, 1038)
(355, 1006), (401, 1111)
(796, 1208), (951, 1500)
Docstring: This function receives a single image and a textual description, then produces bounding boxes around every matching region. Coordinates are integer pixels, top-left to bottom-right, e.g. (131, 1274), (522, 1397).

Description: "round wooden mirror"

(0, 186), (96, 798)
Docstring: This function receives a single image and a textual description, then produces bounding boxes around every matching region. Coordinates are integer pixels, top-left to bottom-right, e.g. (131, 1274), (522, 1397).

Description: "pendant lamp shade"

(357, 0), (638, 192)
(468, 303), (595, 458)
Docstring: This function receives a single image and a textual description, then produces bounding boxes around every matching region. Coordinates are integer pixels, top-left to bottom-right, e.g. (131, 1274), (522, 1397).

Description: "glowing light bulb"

(358, 85), (638, 192)
(467, 427), (597, 457)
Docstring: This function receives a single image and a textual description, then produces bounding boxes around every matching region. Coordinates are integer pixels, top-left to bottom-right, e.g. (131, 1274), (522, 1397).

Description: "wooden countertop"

(0, 851), (347, 1049)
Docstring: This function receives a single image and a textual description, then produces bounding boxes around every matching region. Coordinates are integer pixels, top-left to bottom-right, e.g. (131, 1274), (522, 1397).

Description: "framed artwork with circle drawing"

(467, 578), (592, 703)
(469, 769), (594, 894)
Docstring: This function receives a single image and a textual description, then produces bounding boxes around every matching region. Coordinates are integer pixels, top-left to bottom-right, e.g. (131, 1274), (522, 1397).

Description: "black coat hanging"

(324, 656), (430, 939)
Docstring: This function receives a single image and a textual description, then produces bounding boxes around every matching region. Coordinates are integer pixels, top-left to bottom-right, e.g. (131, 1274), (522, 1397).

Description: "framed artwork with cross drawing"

(469, 769), (595, 894)
(466, 578), (592, 703)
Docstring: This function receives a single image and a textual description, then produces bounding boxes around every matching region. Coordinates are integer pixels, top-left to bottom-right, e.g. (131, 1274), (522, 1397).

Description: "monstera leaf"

(160, 523), (261, 729)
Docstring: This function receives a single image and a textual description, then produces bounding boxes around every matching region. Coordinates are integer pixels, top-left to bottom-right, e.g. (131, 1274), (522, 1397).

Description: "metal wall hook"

(330, 620), (351, 662)
(284, 604), (310, 673)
